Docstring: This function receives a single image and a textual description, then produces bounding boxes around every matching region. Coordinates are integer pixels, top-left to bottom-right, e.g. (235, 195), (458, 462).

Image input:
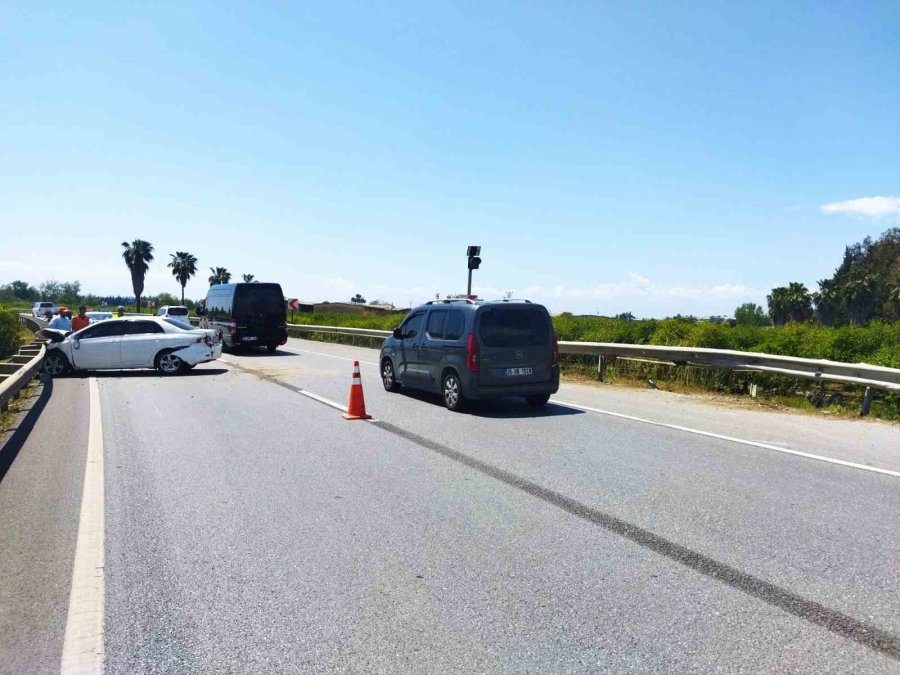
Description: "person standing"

(48, 309), (72, 331)
(117, 305), (126, 318)
(71, 305), (90, 332)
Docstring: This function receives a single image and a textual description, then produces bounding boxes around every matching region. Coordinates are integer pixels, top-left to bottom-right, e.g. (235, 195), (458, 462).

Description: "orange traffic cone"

(343, 361), (372, 420)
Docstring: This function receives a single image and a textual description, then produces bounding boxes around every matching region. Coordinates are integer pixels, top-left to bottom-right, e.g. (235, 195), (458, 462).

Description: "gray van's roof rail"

(424, 298), (479, 306)
(492, 298), (532, 303)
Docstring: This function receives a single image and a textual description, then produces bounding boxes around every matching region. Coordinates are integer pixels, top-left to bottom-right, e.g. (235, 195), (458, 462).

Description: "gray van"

(379, 299), (559, 411)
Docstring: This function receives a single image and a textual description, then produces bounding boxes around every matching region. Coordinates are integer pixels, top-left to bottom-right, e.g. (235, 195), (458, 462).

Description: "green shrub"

(0, 306), (22, 359)
(649, 317), (696, 346)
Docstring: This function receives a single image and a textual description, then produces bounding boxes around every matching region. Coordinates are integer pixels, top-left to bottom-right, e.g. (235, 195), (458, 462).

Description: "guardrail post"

(597, 355), (606, 382)
(860, 387), (873, 417)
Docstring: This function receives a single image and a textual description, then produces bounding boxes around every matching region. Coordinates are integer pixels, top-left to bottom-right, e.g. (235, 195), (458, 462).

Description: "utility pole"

(466, 245), (481, 296)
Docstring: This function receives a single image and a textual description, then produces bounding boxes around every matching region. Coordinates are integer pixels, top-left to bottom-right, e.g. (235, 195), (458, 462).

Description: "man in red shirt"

(71, 305), (90, 332)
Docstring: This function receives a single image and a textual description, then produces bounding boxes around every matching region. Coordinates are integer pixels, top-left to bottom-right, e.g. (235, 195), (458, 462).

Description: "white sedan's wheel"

(156, 351), (185, 375)
(44, 352), (69, 376)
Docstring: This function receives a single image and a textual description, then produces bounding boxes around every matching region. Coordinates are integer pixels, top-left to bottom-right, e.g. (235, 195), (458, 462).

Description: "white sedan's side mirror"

(73, 339), (80, 350)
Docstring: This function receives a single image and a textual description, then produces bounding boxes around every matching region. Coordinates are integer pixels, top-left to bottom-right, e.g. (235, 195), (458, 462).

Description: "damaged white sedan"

(42, 317), (222, 376)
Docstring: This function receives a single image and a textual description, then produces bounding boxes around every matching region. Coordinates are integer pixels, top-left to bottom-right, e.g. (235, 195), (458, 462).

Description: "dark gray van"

(198, 282), (288, 352)
(379, 299), (559, 411)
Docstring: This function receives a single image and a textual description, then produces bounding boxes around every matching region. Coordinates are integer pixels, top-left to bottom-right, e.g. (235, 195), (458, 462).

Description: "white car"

(86, 311), (114, 324)
(42, 317), (222, 376)
(156, 305), (192, 324)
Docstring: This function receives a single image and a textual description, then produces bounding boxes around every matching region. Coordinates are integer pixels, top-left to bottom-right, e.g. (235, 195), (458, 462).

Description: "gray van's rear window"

(478, 308), (550, 347)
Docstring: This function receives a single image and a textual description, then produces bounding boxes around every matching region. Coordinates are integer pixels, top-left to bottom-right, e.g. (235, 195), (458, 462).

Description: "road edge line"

(553, 399), (900, 478)
(60, 377), (105, 673)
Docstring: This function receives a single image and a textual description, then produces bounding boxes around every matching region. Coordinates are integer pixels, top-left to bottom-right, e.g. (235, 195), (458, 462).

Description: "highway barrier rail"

(0, 337), (45, 414)
(23, 314), (899, 415)
(284, 323), (900, 415)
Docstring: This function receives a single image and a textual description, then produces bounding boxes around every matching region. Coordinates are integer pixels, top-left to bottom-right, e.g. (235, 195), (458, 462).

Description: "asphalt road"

(1, 338), (898, 673)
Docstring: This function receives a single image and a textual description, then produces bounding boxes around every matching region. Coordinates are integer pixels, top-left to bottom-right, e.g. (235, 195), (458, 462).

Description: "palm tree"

(208, 267), (232, 286)
(121, 239), (154, 313)
(767, 287), (790, 326)
(242, 274), (255, 282)
(785, 282), (813, 323)
(168, 252), (198, 304)
(842, 273), (875, 325)
(767, 282), (812, 326)
(813, 278), (841, 326)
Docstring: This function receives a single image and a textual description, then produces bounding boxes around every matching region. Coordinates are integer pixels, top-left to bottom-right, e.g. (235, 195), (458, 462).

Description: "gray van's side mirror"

(392, 327), (402, 339)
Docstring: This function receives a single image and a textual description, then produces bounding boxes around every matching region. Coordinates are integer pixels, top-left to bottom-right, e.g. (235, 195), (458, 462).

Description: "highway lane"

(277, 338), (900, 473)
(0, 343), (897, 672)
(0, 377), (90, 674)
(97, 361), (896, 671)
(223, 344), (900, 630)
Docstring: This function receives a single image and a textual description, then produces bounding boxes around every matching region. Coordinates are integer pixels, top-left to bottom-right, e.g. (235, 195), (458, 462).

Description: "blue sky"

(2, 1), (898, 316)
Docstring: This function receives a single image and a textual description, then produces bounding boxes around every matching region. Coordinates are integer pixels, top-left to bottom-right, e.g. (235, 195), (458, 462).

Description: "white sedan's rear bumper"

(173, 342), (223, 366)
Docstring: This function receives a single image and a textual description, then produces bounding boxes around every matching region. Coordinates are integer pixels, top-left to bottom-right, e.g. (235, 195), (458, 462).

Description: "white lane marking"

(300, 388), (349, 413)
(281, 346), (378, 367)
(61, 377), (105, 673)
(553, 399), (900, 478)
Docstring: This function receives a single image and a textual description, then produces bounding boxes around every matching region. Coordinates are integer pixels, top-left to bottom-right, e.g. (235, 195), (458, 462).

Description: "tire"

(525, 394), (551, 407)
(266, 343), (277, 353)
(155, 350), (185, 375)
(44, 351), (70, 377)
(442, 371), (466, 412)
(381, 359), (400, 392)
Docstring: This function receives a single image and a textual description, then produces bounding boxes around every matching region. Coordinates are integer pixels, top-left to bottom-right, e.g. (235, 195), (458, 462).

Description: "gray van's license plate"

(504, 367), (533, 376)
(242, 336), (258, 341)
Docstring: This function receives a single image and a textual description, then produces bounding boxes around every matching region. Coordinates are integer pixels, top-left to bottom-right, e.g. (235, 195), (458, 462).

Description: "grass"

(0, 378), (40, 433)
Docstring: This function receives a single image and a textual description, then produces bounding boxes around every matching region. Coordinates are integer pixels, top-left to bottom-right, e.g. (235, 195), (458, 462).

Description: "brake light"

(466, 333), (479, 372)
(229, 317), (236, 333)
(552, 332), (559, 366)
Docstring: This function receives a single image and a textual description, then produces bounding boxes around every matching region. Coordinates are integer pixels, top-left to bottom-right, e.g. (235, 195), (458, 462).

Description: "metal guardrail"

(284, 323), (900, 415)
(39, 315), (896, 414)
(19, 314), (44, 333)
(0, 340), (45, 414)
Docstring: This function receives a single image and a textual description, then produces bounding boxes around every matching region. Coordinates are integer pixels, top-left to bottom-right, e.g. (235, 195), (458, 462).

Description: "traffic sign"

(288, 298), (299, 311)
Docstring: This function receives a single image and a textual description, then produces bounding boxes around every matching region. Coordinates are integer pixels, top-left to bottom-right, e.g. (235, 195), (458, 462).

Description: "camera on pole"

(466, 245), (481, 296)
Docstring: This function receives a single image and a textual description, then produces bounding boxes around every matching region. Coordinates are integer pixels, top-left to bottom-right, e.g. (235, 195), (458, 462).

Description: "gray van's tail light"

(466, 333), (479, 372)
(552, 332), (559, 366)
(229, 317), (237, 334)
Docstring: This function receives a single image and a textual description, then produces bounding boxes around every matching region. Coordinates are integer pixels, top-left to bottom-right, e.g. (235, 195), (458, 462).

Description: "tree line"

(2, 229), (898, 322)
(0, 240), (258, 312)
(762, 228), (899, 327)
